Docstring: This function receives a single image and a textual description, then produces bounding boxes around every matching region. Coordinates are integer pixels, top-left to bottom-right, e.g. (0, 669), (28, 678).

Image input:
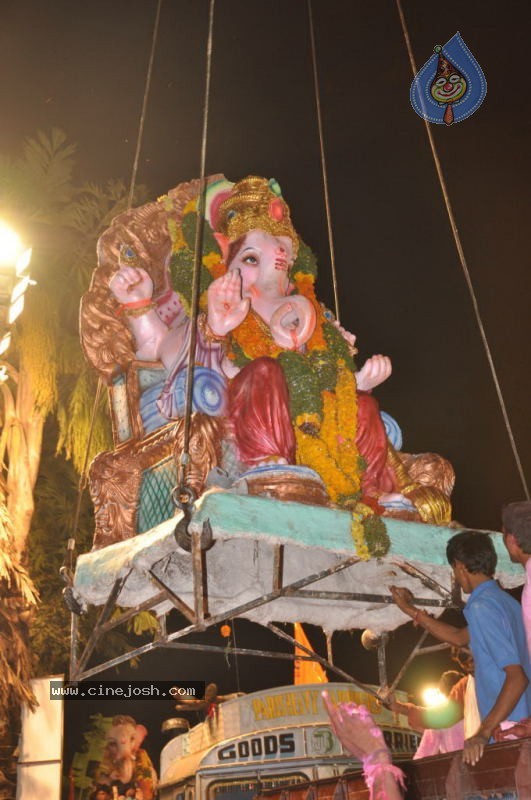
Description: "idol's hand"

(109, 266), (154, 304)
(332, 320), (357, 356)
(356, 355), (392, 392)
(207, 269), (250, 336)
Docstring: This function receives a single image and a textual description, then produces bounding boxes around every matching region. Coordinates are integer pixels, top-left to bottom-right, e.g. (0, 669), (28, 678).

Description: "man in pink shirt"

(496, 501), (531, 741)
(502, 501), (531, 654)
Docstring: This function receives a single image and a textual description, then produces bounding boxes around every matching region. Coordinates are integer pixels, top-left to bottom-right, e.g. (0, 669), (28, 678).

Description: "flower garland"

(335, 360), (359, 488)
(292, 271), (326, 351)
(292, 363), (361, 504)
(295, 427), (355, 503)
(228, 310), (284, 362)
(351, 503), (390, 560)
(320, 391), (339, 462)
(164, 200), (222, 314)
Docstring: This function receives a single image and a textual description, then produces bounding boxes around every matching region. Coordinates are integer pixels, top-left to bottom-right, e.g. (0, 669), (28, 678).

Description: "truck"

(158, 682), (420, 800)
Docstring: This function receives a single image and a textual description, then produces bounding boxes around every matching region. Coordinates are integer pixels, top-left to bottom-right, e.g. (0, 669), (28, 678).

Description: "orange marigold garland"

(295, 428), (355, 504)
(320, 390), (339, 463)
(230, 310), (284, 361)
(292, 361), (361, 504)
(292, 271), (326, 351)
(335, 360), (360, 493)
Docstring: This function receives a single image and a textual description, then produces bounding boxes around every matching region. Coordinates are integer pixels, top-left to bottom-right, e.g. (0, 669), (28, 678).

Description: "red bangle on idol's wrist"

(116, 297), (155, 317)
(120, 298), (153, 310)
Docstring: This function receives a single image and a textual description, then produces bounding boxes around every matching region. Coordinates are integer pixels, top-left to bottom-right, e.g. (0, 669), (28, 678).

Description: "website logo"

(411, 32), (487, 125)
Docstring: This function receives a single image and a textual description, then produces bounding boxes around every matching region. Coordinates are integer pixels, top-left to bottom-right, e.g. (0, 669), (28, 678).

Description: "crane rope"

(307, 0), (341, 323)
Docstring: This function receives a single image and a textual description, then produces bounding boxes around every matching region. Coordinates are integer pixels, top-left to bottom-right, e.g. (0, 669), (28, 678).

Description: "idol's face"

(229, 229), (293, 298)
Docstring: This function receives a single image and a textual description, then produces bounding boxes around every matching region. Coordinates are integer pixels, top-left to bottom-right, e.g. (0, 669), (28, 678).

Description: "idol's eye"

(435, 77), (446, 87)
(242, 253), (259, 265)
(449, 74), (461, 83)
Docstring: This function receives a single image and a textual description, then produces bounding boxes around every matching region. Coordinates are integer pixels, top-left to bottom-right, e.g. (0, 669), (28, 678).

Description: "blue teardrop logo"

(411, 32), (487, 125)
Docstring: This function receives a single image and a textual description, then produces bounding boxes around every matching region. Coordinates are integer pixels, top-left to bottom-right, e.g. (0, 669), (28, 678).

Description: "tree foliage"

(28, 429), (158, 677)
(0, 129), (153, 678)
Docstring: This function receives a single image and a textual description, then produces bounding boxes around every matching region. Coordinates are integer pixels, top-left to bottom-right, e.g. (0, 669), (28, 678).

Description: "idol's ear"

(134, 724), (148, 750)
(214, 233), (230, 263)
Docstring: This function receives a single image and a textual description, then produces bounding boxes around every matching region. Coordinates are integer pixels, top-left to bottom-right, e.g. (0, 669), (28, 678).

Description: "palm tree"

(0, 491), (38, 795)
(0, 130), (151, 795)
(0, 128), (149, 553)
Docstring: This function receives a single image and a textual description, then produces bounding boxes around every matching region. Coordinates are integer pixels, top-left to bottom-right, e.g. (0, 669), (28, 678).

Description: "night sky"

(2, 0), (530, 776)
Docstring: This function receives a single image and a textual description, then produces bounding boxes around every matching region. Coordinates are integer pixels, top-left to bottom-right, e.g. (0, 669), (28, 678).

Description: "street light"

(0, 222), (33, 354)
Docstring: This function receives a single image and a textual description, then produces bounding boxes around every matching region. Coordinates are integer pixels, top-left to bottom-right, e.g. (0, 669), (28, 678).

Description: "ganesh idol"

(80, 175), (453, 548)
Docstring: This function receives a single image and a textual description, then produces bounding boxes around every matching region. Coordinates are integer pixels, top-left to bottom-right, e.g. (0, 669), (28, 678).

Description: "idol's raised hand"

(207, 269), (250, 336)
(109, 266), (154, 304)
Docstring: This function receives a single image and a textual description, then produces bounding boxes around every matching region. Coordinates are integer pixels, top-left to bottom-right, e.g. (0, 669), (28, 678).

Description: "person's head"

(437, 670), (463, 696)
(446, 530), (497, 592)
(501, 501), (531, 562)
(204, 683), (218, 702)
(90, 787), (112, 800)
(451, 646), (474, 674)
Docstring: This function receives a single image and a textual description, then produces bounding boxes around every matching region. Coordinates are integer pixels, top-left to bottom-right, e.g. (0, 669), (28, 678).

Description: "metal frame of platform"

(69, 524), (458, 686)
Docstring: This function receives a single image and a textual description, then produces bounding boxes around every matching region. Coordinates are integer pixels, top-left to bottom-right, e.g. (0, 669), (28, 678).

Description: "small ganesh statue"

(80, 174), (453, 548)
(96, 715), (157, 800)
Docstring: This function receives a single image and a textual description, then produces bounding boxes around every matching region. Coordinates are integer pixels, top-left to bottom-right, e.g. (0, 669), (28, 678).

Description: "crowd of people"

(325, 500), (531, 798)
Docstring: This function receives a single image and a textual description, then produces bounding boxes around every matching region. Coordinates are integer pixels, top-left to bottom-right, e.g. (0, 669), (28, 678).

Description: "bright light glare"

(0, 223), (23, 267)
(421, 687), (448, 708)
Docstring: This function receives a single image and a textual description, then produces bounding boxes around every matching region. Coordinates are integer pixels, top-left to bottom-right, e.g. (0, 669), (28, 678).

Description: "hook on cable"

(172, 484), (213, 552)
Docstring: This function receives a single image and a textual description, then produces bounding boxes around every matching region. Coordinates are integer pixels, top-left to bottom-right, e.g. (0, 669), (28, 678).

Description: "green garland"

(278, 350), (323, 421)
(292, 239), (318, 279)
(168, 210), (220, 312)
(362, 515), (390, 558)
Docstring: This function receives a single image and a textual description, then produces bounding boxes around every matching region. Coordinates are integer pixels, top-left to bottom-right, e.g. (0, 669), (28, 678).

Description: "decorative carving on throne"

(90, 414), (224, 549)
(80, 173), (454, 551)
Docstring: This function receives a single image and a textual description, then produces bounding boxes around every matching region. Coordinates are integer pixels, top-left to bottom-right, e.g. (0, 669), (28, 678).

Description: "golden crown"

(216, 176), (299, 258)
